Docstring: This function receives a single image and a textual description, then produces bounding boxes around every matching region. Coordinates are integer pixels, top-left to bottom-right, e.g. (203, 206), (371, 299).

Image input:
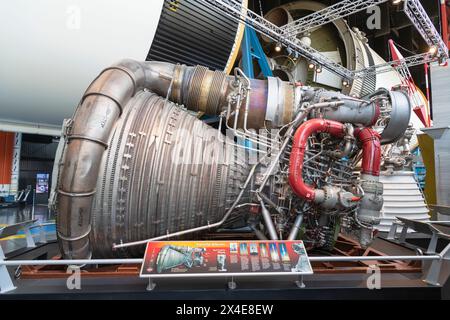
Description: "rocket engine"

(52, 59), (411, 259)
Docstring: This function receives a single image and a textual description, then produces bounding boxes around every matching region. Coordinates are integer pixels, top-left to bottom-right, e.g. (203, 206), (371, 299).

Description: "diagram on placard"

(155, 245), (206, 273)
(140, 240), (313, 277)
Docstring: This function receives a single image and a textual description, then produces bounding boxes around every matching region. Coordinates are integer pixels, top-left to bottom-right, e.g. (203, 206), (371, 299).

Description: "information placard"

(140, 240), (313, 278)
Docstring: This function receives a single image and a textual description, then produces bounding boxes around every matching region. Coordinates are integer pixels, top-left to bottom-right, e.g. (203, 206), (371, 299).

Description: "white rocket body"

(0, 0), (164, 135)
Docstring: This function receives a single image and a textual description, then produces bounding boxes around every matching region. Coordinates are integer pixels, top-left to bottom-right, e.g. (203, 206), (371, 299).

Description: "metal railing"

(0, 248), (448, 293)
(404, 0), (448, 57)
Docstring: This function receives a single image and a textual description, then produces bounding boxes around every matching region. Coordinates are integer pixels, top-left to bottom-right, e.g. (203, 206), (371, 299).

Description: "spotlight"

(429, 46), (437, 55)
(308, 63), (315, 70)
(342, 80), (350, 87)
(274, 43), (282, 52)
(316, 66), (322, 73)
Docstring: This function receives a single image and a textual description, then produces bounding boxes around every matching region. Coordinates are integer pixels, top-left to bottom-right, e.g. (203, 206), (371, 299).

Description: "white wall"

(0, 0), (164, 134)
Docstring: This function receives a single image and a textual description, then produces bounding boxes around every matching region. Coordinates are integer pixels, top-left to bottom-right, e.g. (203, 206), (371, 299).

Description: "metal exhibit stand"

(142, 272), (312, 292)
(387, 217), (450, 285)
(138, 241), (314, 291)
(146, 274), (305, 291)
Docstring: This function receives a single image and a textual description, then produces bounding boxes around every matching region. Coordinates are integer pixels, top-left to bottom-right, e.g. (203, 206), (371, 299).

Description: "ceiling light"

(274, 43), (282, 52)
(429, 46), (437, 55)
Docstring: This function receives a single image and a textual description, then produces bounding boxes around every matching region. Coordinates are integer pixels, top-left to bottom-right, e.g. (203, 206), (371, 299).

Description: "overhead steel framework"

(281, 0), (389, 38)
(201, 0), (355, 79)
(199, 0), (449, 80)
(403, 0), (448, 57)
(354, 53), (433, 77)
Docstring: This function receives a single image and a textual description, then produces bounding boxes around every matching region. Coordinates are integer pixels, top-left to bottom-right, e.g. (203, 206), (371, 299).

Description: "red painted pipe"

(289, 120), (382, 202)
(441, 0), (449, 48)
(354, 127), (381, 176)
(288, 119), (345, 201)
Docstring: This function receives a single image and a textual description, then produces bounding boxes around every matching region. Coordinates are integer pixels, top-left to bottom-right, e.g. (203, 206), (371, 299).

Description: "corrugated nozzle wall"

(91, 91), (249, 258)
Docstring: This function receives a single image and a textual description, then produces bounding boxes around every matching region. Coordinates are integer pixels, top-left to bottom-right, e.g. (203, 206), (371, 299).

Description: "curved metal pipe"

(252, 227), (269, 240)
(287, 213), (304, 241)
(354, 128), (383, 226)
(329, 123), (355, 158)
(57, 60), (144, 259)
(355, 127), (381, 176)
(288, 118), (346, 203)
(254, 101), (340, 194)
(258, 197), (279, 240)
(288, 120), (383, 227)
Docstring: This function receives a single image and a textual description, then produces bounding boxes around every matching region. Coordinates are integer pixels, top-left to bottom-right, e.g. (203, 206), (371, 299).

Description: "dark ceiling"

(249, 0), (443, 91)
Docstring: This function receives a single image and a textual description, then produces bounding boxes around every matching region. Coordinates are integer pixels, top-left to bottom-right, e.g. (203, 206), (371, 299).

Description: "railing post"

(295, 275), (306, 288)
(387, 222), (400, 240)
(23, 227), (36, 248)
(399, 224), (408, 243)
(426, 232), (439, 254)
(146, 278), (156, 291)
(0, 246), (16, 293)
(227, 276), (237, 290)
(39, 225), (47, 244)
(423, 243), (450, 286)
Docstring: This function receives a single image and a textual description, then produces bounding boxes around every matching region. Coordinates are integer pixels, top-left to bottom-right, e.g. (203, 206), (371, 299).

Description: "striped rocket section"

(146, 0), (245, 72)
(378, 171), (430, 233)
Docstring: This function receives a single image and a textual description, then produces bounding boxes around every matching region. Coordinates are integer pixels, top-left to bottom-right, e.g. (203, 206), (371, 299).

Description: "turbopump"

(51, 59), (411, 259)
